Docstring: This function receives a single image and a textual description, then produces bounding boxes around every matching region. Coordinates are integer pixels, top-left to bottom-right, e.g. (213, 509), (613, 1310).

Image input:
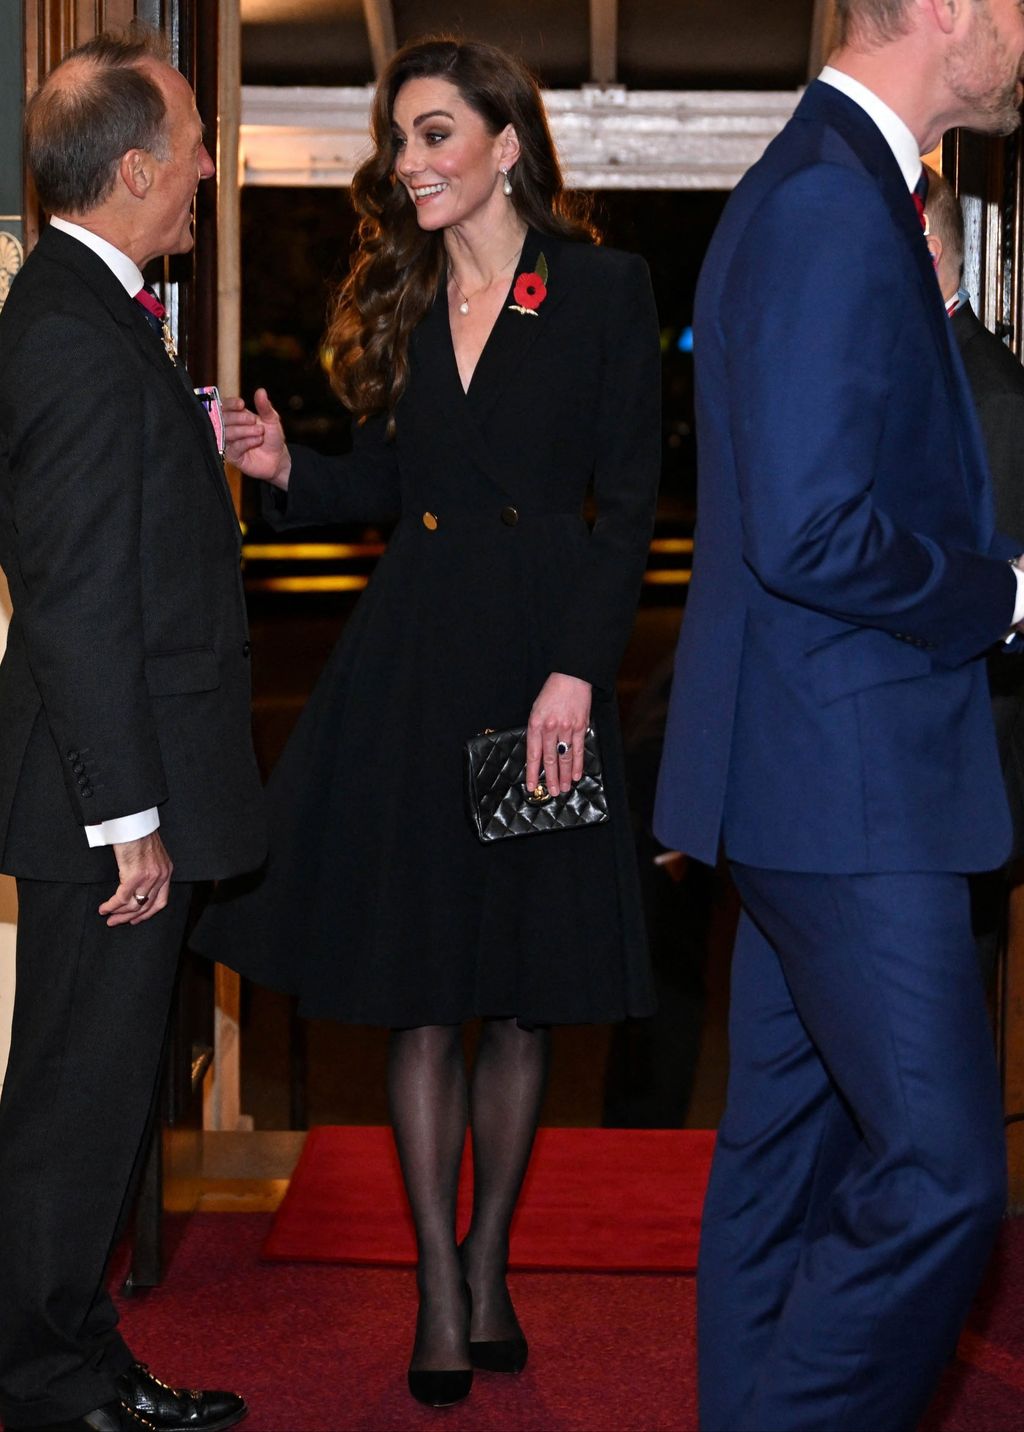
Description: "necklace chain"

(449, 240), (525, 315)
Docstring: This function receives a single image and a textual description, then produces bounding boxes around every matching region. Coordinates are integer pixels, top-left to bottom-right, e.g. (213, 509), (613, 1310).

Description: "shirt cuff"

(84, 807), (160, 848)
(1012, 565), (1024, 628)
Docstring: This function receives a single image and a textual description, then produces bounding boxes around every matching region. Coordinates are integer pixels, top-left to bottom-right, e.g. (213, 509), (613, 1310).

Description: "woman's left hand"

(526, 673), (592, 796)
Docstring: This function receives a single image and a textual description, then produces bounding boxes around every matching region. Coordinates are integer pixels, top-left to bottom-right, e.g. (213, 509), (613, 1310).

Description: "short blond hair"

(834, 0), (914, 47)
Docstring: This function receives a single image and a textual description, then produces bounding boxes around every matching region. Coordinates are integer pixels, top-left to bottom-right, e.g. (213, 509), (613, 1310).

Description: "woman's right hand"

(223, 388), (292, 489)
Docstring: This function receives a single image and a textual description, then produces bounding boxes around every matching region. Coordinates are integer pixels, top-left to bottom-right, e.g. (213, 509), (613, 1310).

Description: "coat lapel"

(463, 228), (567, 424)
(410, 229), (573, 499)
(39, 227), (240, 539)
(128, 313), (241, 537)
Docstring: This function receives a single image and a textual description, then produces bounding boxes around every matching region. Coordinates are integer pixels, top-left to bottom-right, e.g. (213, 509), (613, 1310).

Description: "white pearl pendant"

(458, 300), (470, 315)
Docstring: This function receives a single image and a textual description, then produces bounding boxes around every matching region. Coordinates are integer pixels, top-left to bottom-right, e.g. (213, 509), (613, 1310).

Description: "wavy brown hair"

(326, 36), (599, 430)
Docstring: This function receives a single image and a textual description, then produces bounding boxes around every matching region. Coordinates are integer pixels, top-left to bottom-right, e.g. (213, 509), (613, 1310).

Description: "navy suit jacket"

(655, 81), (1019, 874)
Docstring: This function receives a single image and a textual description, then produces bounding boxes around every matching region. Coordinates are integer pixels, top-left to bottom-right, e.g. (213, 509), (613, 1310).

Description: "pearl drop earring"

(501, 166), (513, 197)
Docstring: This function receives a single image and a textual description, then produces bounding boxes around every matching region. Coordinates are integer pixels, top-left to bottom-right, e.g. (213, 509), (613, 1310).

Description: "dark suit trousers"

(0, 879), (192, 1427)
(698, 866), (1006, 1432)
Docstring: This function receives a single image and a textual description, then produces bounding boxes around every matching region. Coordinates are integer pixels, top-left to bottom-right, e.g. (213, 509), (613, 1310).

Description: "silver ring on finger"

(133, 893), (149, 905)
(556, 740), (570, 757)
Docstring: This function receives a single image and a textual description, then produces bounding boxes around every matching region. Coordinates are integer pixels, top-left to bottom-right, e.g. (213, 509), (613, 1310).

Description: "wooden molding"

(241, 84), (802, 192)
(808, 0), (837, 79)
(589, 0), (618, 88)
(361, 0), (396, 80)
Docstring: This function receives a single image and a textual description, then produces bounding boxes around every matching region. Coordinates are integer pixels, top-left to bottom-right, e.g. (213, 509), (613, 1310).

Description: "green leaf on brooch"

(536, 252), (549, 285)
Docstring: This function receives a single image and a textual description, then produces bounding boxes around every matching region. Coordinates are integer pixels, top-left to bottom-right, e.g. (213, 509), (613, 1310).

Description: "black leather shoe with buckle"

(5, 1400), (157, 1431)
(114, 1364), (246, 1432)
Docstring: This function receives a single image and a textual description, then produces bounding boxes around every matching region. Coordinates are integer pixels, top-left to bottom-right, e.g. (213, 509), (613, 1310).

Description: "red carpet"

(110, 1213), (1024, 1431)
(263, 1126), (715, 1272)
(114, 1214), (695, 1431)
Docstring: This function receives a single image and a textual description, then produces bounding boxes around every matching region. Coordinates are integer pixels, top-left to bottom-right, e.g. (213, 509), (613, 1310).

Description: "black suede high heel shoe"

(407, 1282), (474, 1408)
(406, 1368), (474, 1408)
(459, 1241), (529, 1374)
(469, 1334), (529, 1375)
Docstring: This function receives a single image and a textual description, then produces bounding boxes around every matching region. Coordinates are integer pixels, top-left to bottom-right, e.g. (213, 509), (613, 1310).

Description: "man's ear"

(926, 232), (943, 271)
(920, 0), (964, 39)
(119, 148), (152, 200)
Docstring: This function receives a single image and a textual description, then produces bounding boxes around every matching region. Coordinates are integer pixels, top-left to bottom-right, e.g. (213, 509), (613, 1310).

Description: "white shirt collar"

(818, 66), (923, 192)
(48, 217), (145, 298)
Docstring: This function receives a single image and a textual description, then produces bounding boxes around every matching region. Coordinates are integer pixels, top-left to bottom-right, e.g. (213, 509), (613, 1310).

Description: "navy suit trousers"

(698, 865), (1006, 1432)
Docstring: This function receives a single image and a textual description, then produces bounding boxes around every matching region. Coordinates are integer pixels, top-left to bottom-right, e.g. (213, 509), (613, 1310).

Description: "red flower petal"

(513, 272), (548, 310)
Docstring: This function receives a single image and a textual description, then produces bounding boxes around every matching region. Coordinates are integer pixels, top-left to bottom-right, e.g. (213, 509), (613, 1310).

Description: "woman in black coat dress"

(195, 36), (660, 1409)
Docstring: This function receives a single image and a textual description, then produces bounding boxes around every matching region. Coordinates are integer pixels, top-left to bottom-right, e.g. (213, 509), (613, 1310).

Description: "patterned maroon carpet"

(110, 1214), (1024, 1431)
(263, 1126), (715, 1271)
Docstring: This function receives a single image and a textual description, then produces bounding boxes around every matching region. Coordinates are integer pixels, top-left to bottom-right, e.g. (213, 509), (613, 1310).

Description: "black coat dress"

(193, 229), (661, 1026)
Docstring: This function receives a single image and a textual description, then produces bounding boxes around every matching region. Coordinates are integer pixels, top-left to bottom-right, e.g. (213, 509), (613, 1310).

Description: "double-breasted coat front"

(194, 229), (661, 1027)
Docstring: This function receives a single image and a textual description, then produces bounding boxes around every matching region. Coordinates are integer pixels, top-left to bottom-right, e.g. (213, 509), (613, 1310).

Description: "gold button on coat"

(422, 511), (438, 531)
(500, 506), (519, 526)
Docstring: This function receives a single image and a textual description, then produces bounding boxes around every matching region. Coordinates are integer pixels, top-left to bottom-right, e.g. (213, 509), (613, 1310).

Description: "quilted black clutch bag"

(464, 725), (610, 843)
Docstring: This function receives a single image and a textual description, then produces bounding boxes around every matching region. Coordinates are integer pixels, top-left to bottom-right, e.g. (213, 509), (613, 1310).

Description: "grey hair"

(923, 164), (966, 279)
(26, 26), (172, 216)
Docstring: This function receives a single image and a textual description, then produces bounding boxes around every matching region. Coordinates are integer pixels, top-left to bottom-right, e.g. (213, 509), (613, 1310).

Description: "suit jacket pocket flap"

(145, 648), (220, 696)
(805, 627), (933, 706)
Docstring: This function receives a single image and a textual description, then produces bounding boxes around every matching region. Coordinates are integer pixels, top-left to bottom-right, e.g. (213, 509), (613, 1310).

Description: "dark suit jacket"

(954, 299), (1024, 854)
(654, 80), (1017, 874)
(0, 225), (266, 882)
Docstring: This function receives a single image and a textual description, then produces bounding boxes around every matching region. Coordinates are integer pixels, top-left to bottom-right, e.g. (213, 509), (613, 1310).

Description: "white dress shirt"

(47, 217), (160, 849)
(817, 70), (1024, 631)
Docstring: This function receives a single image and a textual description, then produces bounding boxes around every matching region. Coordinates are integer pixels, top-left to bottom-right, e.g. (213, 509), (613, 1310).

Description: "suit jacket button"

(242, 641), (251, 658)
(501, 506), (519, 526)
(67, 749), (79, 762)
(81, 787), (93, 799)
(422, 511), (438, 531)
(73, 761), (84, 775)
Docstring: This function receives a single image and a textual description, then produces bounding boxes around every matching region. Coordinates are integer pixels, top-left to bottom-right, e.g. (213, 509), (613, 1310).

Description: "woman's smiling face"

(391, 76), (514, 231)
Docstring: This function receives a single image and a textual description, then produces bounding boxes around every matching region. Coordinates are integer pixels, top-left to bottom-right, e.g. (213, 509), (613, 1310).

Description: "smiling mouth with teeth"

(412, 183), (448, 199)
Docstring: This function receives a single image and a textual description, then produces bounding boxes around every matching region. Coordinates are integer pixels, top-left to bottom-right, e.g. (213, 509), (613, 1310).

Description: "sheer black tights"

(388, 1018), (551, 1369)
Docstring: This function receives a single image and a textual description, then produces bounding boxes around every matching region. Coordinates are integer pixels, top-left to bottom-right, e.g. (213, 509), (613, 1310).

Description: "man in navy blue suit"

(655, 2), (1024, 1428)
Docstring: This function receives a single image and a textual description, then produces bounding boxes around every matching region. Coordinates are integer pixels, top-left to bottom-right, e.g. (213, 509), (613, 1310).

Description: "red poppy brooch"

(509, 253), (548, 317)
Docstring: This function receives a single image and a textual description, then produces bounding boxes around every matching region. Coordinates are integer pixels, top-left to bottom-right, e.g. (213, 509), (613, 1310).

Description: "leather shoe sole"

(6, 1400), (157, 1432)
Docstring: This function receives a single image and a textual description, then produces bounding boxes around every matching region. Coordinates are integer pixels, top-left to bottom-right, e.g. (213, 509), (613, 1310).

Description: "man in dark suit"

(0, 31), (265, 1432)
(925, 162), (1024, 985)
(655, 2), (1024, 1428)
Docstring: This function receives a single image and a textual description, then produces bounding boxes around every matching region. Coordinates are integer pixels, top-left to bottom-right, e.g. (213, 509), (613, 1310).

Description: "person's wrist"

(272, 449), (292, 490)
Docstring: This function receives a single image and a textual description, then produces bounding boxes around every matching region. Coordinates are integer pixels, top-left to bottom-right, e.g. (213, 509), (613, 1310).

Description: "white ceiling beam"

(808, 0), (838, 79)
(240, 85), (802, 191)
(589, 0), (619, 87)
(362, 0), (397, 79)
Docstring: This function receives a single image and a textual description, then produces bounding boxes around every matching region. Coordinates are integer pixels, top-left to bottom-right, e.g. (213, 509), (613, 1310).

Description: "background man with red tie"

(0, 29), (265, 1432)
(655, 1), (1024, 1428)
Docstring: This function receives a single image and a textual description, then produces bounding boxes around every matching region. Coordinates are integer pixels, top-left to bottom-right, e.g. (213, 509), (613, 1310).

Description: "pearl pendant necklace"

(449, 238), (525, 316)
